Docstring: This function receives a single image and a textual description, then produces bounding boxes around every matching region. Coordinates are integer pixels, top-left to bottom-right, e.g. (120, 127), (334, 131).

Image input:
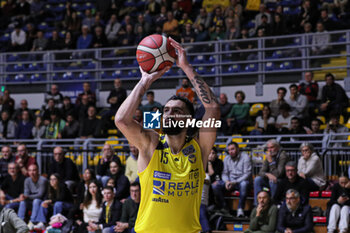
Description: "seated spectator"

(163, 11), (179, 40)
(105, 14), (121, 45)
(82, 9), (95, 30)
(0, 90), (15, 117)
(298, 143), (326, 191)
(212, 142), (251, 217)
(96, 144), (121, 187)
(77, 25), (92, 49)
(271, 13), (286, 37)
(92, 26), (108, 48)
(311, 22), (331, 55)
(79, 106), (102, 138)
(286, 84), (308, 119)
(193, 8), (210, 31)
(298, 0), (318, 30)
(76, 94), (92, 120)
(245, 190), (277, 233)
(319, 8), (337, 31)
(276, 189), (314, 233)
(225, 18), (239, 40)
(208, 147), (223, 184)
(67, 168), (96, 220)
(275, 103), (293, 133)
(45, 110), (65, 139)
(15, 110), (34, 139)
(254, 4), (272, 31)
(75, 180), (103, 233)
(0, 146), (15, 184)
(133, 109), (143, 125)
(210, 25), (225, 41)
(49, 147), (80, 191)
(14, 0), (30, 22)
(107, 78), (127, 116)
(0, 163), (25, 211)
(209, 7), (225, 33)
(125, 144), (139, 183)
(195, 23), (210, 42)
(61, 114), (80, 139)
(108, 160), (130, 201)
(288, 117), (307, 135)
(32, 173), (74, 230)
(112, 182), (141, 233)
(42, 98), (60, 124)
(145, 0), (161, 17)
(62, 31), (75, 50)
(119, 24), (135, 46)
(44, 84), (63, 109)
(250, 105), (276, 136)
(254, 139), (289, 205)
(256, 14), (271, 36)
(273, 161), (309, 205)
(320, 73), (348, 117)
(15, 144), (36, 176)
(31, 30), (48, 51)
(226, 91), (250, 134)
(60, 96), (77, 120)
(134, 13), (150, 35)
(298, 71), (319, 118)
(218, 93), (232, 135)
(32, 116), (46, 139)
(305, 118), (323, 135)
(0, 110), (16, 139)
(25, 23), (37, 50)
(10, 25), (26, 51)
(327, 173), (350, 233)
(324, 113), (349, 148)
(46, 30), (63, 51)
(18, 164), (48, 227)
(87, 186), (122, 233)
(12, 99), (34, 122)
(176, 78), (195, 103)
(142, 91), (163, 112)
(66, 11), (82, 38)
(181, 23), (195, 43)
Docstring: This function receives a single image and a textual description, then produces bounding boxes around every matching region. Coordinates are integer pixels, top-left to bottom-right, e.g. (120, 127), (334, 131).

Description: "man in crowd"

(0, 146), (15, 184)
(324, 114), (349, 148)
(12, 99), (34, 122)
(212, 142), (251, 217)
(273, 161), (309, 205)
(15, 110), (34, 139)
(76, 82), (96, 107)
(96, 144), (121, 187)
(125, 144), (139, 183)
(44, 84), (63, 109)
(0, 163), (26, 210)
(141, 91), (163, 112)
(219, 93), (232, 135)
(48, 147), (79, 191)
(245, 190), (277, 233)
(176, 78), (195, 103)
(18, 163), (47, 229)
(254, 139), (289, 205)
(107, 78), (127, 116)
(79, 106), (102, 138)
(286, 84), (308, 120)
(113, 182), (141, 233)
(276, 189), (314, 233)
(88, 186), (122, 233)
(298, 71), (318, 117)
(15, 144), (36, 176)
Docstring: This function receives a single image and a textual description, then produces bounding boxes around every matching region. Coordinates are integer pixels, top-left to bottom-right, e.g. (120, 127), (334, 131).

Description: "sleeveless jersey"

(134, 134), (205, 233)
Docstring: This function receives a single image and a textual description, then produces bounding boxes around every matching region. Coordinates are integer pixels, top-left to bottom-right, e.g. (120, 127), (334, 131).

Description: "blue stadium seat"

(124, 0), (136, 7)
(62, 72), (74, 80)
(30, 74), (42, 81)
(82, 2), (93, 10)
(226, 64), (241, 73)
(38, 22), (48, 31)
(245, 20), (255, 29)
(53, 4), (65, 13)
(279, 61), (293, 69)
(59, 31), (66, 38)
(45, 32), (52, 39)
(195, 66), (207, 75)
(244, 63), (258, 72)
(14, 63), (24, 72)
(131, 59), (139, 67)
(84, 61), (96, 69)
(208, 56), (216, 64)
(113, 60), (124, 68)
(52, 73), (60, 81)
(265, 62), (275, 71)
(48, 0), (59, 3)
(101, 71), (109, 79)
(283, 7), (292, 15)
(208, 67), (216, 75)
(112, 70), (123, 79)
(78, 72), (92, 79)
(14, 74), (26, 82)
(272, 50), (283, 59)
(27, 63), (41, 71)
(7, 54), (19, 62)
(6, 65), (14, 72)
(292, 7), (301, 15)
(127, 69), (140, 78)
(338, 34), (346, 42)
(193, 55), (206, 64)
(0, 33), (10, 43)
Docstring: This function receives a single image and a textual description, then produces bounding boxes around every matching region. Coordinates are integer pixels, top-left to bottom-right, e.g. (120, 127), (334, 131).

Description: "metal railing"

(0, 29), (349, 96)
(1, 132), (348, 177)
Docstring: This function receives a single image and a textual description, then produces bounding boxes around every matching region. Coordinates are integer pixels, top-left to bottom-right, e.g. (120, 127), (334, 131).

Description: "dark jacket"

(120, 198), (139, 228)
(209, 157), (223, 183)
(98, 200), (122, 228)
(1, 174), (25, 198)
(258, 150), (289, 179)
(49, 158), (80, 182)
(109, 172), (130, 200)
(277, 201), (314, 233)
(47, 182), (73, 203)
(107, 88), (127, 110)
(321, 83), (348, 108)
(96, 155), (121, 177)
(328, 183), (350, 207)
(274, 175), (310, 205)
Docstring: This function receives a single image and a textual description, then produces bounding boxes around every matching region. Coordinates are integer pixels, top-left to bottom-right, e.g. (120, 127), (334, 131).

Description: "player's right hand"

(139, 66), (171, 86)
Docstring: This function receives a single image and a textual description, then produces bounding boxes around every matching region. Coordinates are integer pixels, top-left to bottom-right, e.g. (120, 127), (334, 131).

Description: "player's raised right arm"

(115, 66), (170, 151)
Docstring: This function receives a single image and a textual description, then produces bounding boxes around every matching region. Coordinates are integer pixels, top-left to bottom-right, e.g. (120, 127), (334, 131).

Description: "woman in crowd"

(298, 142), (326, 191)
(75, 180), (103, 233)
(33, 173), (74, 229)
(32, 116), (46, 139)
(108, 160), (130, 201)
(250, 105), (276, 136)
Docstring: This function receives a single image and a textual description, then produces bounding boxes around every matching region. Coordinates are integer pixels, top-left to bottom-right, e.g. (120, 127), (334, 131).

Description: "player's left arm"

(170, 38), (220, 168)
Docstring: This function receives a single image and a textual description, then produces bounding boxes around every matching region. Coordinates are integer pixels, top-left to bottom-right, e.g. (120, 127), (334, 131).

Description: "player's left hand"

(169, 37), (189, 70)
(139, 66), (170, 87)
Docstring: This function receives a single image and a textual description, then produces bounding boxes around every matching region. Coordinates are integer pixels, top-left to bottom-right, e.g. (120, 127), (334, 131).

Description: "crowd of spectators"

(1, 0), (350, 52)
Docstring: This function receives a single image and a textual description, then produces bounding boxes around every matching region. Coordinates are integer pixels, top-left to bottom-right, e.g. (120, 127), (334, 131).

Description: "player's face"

(163, 100), (190, 135)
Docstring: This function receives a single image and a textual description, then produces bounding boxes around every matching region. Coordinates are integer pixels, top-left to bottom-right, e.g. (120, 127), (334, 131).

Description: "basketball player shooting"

(115, 37), (220, 233)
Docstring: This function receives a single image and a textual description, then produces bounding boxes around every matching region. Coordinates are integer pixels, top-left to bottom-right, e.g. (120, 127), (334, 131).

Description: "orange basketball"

(136, 34), (176, 73)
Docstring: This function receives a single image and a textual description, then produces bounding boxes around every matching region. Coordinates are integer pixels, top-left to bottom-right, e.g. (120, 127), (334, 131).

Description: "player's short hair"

(167, 95), (194, 117)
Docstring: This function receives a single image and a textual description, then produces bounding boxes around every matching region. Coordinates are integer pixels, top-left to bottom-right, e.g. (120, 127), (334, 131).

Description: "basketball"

(136, 34), (176, 73)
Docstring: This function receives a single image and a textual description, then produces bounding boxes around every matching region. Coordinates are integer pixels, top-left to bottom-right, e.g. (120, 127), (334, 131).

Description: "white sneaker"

(27, 221), (34, 231)
(237, 208), (244, 217)
(34, 222), (45, 230)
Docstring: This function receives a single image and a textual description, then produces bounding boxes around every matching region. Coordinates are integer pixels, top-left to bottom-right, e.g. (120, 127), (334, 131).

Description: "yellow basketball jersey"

(134, 135), (205, 233)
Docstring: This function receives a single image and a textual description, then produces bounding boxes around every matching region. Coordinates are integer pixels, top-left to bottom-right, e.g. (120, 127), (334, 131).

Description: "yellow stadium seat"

(249, 103), (264, 117)
(231, 134), (247, 148)
(246, 126), (255, 132)
(346, 118), (350, 129)
(107, 129), (118, 135)
(320, 124), (327, 130)
(94, 154), (102, 166)
(75, 154), (83, 166)
(317, 116), (326, 124)
(339, 115), (344, 124)
(106, 136), (123, 149)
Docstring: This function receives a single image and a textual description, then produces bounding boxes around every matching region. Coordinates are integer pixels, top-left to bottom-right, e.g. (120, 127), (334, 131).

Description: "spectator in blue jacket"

(276, 189), (314, 233)
(16, 110), (34, 139)
(77, 25), (92, 49)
